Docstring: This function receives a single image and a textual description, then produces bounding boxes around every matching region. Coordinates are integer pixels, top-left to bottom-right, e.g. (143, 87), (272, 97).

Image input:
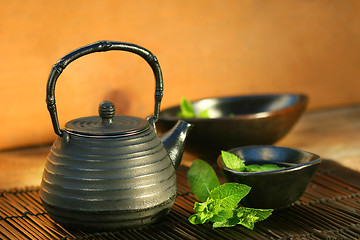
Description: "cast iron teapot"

(40, 41), (192, 231)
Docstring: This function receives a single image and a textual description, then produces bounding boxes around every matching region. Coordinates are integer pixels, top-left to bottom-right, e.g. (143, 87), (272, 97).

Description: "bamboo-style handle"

(46, 41), (163, 136)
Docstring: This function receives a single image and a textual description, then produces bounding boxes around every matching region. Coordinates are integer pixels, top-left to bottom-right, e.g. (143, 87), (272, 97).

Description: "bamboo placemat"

(1, 160), (360, 239)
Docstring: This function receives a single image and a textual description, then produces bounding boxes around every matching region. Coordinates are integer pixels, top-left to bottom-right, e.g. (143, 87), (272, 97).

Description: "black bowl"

(157, 94), (308, 160)
(217, 145), (321, 209)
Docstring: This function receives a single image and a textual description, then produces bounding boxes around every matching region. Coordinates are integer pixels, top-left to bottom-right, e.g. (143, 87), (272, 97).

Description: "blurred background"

(0, 0), (360, 150)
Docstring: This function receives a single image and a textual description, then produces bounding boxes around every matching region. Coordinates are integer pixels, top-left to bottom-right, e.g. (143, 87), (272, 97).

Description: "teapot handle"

(46, 41), (163, 136)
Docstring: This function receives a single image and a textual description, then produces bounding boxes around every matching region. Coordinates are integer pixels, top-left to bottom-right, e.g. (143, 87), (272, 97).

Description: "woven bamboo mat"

(1, 160), (360, 239)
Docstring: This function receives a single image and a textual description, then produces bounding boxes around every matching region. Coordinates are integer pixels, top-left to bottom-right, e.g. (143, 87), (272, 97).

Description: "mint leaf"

(221, 150), (285, 172)
(189, 200), (214, 224)
(260, 164), (285, 171)
(212, 217), (239, 228)
(211, 209), (241, 228)
(209, 208), (234, 223)
(245, 164), (263, 172)
(193, 200), (223, 218)
(188, 214), (203, 224)
(240, 207), (273, 222)
(212, 209), (241, 228)
(212, 207), (273, 229)
(193, 201), (207, 212)
(177, 97), (210, 118)
(187, 159), (220, 202)
(198, 109), (210, 118)
(177, 97), (195, 118)
(246, 164), (285, 172)
(209, 183), (251, 209)
(221, 151), (246, 172)
(189, 198), (219, 224)
(238, 213), (259, 230)
(235, 207), (273, 230)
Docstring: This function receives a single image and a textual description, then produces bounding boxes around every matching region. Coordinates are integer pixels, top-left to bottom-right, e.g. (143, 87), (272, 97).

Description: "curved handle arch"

(46, 41), (163, 136)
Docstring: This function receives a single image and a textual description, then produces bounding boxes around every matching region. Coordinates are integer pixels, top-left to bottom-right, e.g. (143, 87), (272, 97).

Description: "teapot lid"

(64, 101), (149, 136)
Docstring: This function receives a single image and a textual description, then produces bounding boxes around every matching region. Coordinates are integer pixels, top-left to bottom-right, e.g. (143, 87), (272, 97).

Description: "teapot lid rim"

(65, 115), (150, 136)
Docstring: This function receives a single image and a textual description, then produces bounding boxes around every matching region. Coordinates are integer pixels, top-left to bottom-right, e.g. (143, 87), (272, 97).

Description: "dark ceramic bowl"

(157, 94), (308, 160)
(217, 145), (321, 209)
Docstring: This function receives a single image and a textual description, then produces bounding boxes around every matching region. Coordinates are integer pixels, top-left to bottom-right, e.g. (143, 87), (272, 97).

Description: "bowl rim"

(158, 93), (308, 121)
(217, 145), (321, 176)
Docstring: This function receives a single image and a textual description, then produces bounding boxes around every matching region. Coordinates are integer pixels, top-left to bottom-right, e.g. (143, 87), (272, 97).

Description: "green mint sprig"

(221, 150), (285, 172)
(177, 97), (209, 118)
(187, 159), (273, 229)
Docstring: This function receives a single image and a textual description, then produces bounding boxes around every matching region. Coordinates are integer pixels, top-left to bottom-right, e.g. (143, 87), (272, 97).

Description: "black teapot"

(40, 41), (192, 231)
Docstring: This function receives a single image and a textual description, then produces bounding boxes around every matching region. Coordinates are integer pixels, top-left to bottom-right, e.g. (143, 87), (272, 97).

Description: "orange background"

(0, 0), (360, 150)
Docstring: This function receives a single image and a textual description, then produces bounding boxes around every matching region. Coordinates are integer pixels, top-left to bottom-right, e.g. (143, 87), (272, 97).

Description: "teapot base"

(41, 196), (175, 231)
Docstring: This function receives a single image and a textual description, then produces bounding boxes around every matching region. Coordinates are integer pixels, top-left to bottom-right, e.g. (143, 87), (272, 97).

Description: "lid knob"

(99, 101), (115, 124)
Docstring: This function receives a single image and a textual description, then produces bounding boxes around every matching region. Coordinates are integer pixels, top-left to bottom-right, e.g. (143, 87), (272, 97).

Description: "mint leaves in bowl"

(217, 146), (321, 209)
(157, 94), (308, 160)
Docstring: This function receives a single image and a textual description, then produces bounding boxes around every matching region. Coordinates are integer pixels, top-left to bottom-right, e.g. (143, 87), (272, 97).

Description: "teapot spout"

(160, 120), (192, 171)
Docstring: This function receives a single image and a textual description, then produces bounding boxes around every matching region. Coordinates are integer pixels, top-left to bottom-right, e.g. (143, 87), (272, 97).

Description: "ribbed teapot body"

(40, 128), (177, 231)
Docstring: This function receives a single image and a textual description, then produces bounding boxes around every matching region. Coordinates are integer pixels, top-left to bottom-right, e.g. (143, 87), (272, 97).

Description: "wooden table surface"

(1, 105), (360, 189)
